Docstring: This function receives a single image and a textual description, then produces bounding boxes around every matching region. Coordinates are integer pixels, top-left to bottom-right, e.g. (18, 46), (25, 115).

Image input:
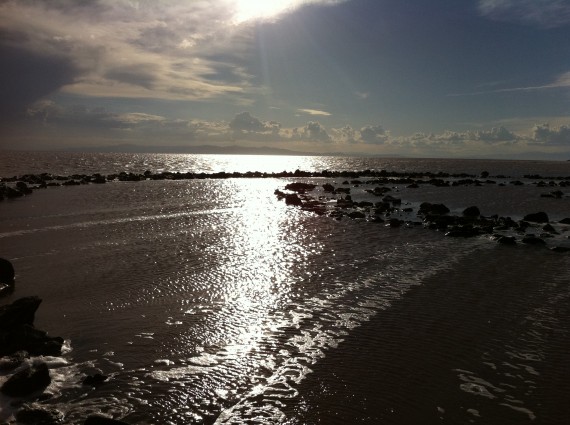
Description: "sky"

(1, 0), (570, 158)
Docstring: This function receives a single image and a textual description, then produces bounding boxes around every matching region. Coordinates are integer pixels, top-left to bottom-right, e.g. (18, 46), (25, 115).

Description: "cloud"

(293, 121), (332, 142)
(330, 125), (358, 144)
(449, 71), (570, 97)
(354, 91), (369, 100)
(229, 0), (349, 24)
(0, 43), (80, 119)
(298, 108), (332, 116)
(0, 0), (263, 109)
(359, 125), (389, 144)
(478, 0), (570, 27)
(532, 123), (570, 144)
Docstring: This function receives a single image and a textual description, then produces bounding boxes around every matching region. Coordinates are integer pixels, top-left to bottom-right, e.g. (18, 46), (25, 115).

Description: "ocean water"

(1, 152), (569, 424)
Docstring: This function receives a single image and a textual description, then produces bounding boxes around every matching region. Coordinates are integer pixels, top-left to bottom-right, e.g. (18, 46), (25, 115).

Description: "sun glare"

(229, 0), (299, 23)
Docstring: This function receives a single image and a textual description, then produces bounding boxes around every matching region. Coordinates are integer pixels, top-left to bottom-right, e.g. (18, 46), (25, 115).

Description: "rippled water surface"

(1, 154), (570, 424)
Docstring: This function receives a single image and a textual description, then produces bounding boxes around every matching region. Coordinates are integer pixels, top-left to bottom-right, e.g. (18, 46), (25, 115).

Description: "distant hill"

(64, 144), (324, 156)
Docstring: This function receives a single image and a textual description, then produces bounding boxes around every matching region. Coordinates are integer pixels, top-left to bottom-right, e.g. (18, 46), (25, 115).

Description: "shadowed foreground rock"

(0, 257), (15, 296)
(15, 404), (64, 424)
(0, 296), (40, 329)
(0, 362), (51, 397)
(0, 297), (64, 357)
(0, 257), (15, 284)
(523, 212), (549, 223)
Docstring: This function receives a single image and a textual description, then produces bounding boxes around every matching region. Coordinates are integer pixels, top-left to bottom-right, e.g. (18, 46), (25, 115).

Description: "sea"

(1, 151), (569, 425)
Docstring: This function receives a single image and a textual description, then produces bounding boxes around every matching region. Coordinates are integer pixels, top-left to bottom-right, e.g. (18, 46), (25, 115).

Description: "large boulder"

(16, 405), (64, 424)
(2, 324), (64, 356)
(497, 235), (517, 245)
(462, 206), (481, 217)
(0, 257), (15, 285)
(0, 297), (63, 356)
(0, 362), (51, 397)
(284, 194), (303, 206)
(523, 212), (549, 223)
(322, 183), (335, 193)
(522, 235), (547, 245)
(418, 202), (450, 216)
(0, 297), (41, 330)
(284, 182), (316, 193)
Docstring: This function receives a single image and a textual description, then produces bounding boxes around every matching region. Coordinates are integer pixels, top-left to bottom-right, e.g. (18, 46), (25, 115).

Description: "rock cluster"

(276, 180), (570, 251)
(0, 259), (129, 424)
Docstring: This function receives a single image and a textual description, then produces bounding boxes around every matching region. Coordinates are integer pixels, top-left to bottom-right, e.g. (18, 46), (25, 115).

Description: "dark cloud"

(230, 111), (267, 132)
(0, 44), (80, 119)
(532, 123), (570, 144)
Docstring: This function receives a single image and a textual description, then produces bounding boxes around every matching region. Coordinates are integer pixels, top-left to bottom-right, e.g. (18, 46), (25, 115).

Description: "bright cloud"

(298, 108), (332, 116)
(227, 0), (347, 23)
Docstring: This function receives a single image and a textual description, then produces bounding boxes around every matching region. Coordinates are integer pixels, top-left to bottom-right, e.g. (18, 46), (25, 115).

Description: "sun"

(228, 0), (300, 23)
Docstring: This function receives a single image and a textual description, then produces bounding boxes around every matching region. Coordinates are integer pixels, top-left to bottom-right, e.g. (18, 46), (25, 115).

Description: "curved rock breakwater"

(3, 168), (570, 202)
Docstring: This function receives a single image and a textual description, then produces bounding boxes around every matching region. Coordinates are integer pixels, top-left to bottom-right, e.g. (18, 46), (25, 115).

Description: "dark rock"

(382, 195), (401, 205)
(367, 186), (390, 196)
(322, 183), (335, 193)
(0, 297), (41, 330)
(337, 197), (353, 208)
(16, 405), (64, 424)
(335, 187), (351, 194)
(424, 214), (456, 230)
(462, 206), (480, 217)
(523, 212), (549, 223)
(0, 351), (29, 371)
(522, 235), (546, 245)
(551, 246), (570, 253)
(284, 182), (316, 193)
(407, 183), (419, 188)
(348, 211), (366, 219)
(480, 171), (489, 178)
(1, 362), (51, 397)
(284, 194), (303, 206)
(388, 218), (403, 227)
(82, 373), (108, 387)
(84, 415), (131, 425)
(3, 324), (64, 356)
(91, 174), (107, 184)
(0, 257), (15, 285)
(542, 223), (558, 234)
(560, 218), (570, 224)
(0, 297), (63, 356)
(418, 202), (450, 215)
(301, 200), (326, 215)
(517, 220), (531, 230)
(497, 236), (517, 245)
(16, 182), (33, 194)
